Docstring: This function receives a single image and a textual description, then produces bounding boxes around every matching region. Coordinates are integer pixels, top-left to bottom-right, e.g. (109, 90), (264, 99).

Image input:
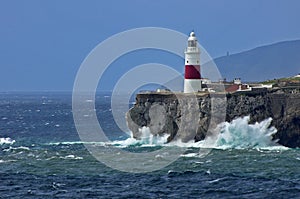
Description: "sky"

(1, 0), (300, 91)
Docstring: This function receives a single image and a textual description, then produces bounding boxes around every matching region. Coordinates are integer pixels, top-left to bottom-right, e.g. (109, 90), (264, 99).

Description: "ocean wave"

(112, 117), (288, 151)
(60, 155), (83, 160)
(3, 146), (30, 152)
(0, 159), (16, 163)
(0, 137), (15, 145)
(212, 116), (288, 150)
(46, 116), (289, 151)
(47, 141), (107, 146)
(180, 153), (199, 158)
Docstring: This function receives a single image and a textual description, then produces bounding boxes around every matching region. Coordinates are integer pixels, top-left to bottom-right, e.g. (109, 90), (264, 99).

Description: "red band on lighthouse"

(185, 65), (201, 79)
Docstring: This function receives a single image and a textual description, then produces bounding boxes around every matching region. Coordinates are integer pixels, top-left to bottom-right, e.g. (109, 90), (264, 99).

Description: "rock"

(126, 90), (300, 148)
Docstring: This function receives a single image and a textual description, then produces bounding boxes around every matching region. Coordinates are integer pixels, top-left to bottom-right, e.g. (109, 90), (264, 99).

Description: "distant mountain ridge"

(213, 40), (300, 82)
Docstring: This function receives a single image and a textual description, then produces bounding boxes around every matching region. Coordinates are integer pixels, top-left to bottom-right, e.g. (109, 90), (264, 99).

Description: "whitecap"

(180, 153), (199, 158)
(0, 137), (15, 145)
(3, 146), (30, 152)
(194, 161), (205, 164)
(15, 146), (30, 150)
(0, 159), (16, 163)
(206, 169), (211, 175)
(61, 155), (83, 160)
(167, 170), (175, 175)
(155, 154), (164, 160)
(208, 178), (223, 184)
(47, 141), (106, 146)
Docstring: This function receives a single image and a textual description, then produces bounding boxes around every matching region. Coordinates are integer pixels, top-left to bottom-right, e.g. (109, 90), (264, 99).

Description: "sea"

(0, 92), (299, 198)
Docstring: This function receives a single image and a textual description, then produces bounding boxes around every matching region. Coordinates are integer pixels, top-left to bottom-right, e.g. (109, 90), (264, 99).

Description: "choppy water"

(0, 92), (299, 198)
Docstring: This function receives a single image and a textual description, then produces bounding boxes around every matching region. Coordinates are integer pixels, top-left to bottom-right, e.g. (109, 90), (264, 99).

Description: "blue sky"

(1, 0), (300, 91)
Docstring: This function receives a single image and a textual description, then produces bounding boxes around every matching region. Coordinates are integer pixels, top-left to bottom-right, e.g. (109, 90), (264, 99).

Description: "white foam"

(15, 146), (30, 150)
(211, 116), (288, 150)
(0, 137), (15, 145)
(3, 146), (30, 152)
(110, 138), (140, 147)
(113, 117), (288, 150)
(47, 116), (288, 151)
(180, 153), (199, 158)
(107, 127), (169, 148)
(208, 178), (224, 184)
(155, 154), (165, 160)
(0, 159), (16, 163)
(61, 155), (83, 160)
(165, 139), (205, 148)
(48, 141), (107, 146)
(206, 169), (211, 175)
(139, 126), (169, 145)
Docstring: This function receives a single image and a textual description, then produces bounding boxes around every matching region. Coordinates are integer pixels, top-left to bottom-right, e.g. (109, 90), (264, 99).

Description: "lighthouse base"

(184, 79), (202, 93)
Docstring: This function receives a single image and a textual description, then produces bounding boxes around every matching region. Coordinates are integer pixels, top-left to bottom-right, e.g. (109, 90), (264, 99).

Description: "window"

(188, 40), (197, 47)
(188, 40), (196, 47)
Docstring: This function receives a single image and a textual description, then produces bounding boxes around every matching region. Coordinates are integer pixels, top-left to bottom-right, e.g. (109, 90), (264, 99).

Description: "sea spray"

(98, 127), (169, 147)
(139, 126), (169, 146)
(213, 116), (279, 149)
(116, 116), (284, 150)
(46, 116), (284, 150)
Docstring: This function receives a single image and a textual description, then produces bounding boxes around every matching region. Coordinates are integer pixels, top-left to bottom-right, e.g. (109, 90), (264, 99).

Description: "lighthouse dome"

(188, 31), (197, 42)
(190, 31), (196, 37)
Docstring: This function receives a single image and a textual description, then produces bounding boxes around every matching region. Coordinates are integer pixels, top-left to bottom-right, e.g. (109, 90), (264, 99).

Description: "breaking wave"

(118, 116), (286, 150)
(48, 116), (287, 151)
(123, 116), (287, 150)
(0, 137), (15, 145)
(212, 116), (282, 149)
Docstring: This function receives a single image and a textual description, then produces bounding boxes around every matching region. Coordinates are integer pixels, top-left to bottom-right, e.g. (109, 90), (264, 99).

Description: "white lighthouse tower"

(184, 31), (202, 93)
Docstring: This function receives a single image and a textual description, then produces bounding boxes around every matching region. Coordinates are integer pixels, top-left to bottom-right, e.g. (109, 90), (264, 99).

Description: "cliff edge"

(126, 89), (300, 148)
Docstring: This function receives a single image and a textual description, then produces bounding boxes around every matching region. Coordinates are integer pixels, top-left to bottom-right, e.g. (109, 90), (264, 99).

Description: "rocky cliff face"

(126, 89), (300, 148)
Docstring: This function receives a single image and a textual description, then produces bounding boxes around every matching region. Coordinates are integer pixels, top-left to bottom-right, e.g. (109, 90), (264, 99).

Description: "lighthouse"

(184, 31), (202, 93)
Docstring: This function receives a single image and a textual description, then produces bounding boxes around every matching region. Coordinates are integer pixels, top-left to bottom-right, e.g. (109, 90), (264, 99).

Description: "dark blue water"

(0, 92), (299, 198)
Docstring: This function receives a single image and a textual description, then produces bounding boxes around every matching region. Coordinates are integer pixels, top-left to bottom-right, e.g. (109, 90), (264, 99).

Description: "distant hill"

(213, 40), (300, 82)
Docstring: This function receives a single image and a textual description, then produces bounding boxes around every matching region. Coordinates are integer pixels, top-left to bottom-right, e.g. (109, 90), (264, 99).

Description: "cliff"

(126, 89), (300, 148)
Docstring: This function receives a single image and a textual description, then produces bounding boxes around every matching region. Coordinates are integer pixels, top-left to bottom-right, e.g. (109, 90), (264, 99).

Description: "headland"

(126, 76), (300, 148)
